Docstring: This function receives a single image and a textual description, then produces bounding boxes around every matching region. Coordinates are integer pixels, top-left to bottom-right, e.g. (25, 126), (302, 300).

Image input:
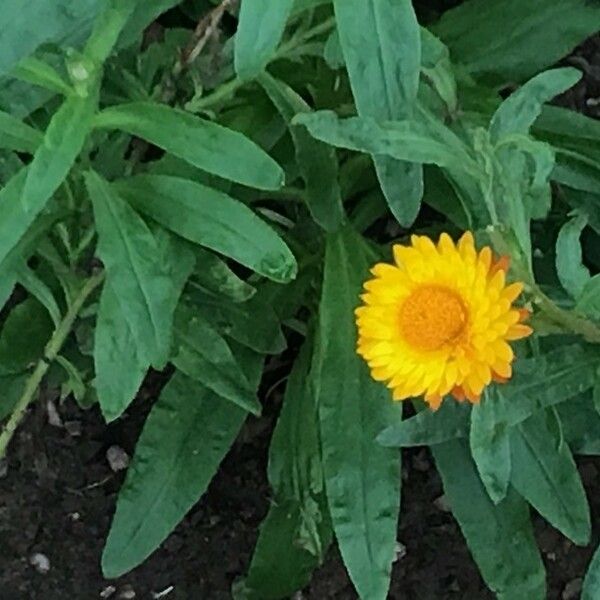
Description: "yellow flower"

(355, 232), (532, 410)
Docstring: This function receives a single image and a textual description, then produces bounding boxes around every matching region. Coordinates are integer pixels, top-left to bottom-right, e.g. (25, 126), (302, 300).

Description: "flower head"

(355, 232), (532, 410)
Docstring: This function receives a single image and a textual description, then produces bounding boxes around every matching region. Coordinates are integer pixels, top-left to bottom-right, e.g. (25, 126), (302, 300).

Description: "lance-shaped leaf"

(114, 174), (297, 283)
(94, 102), (285, 190)
(333, 0), (423, 225)
(235, 0), (295, 80)
(313, 226), (401, 600)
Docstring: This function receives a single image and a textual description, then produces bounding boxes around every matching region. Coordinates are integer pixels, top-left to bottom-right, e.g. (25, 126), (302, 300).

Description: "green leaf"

(333, 0), (423, 226)
(16, 263), (62, 327)
(114, 174), (297, 283)
(470, 388), (512, 504)
(0, 110), (42, 153)
(94, 281), (149, 422)
(94, 102), (284, 190)
(0, 92), (96, 266)
(0, 298), (53, 375)
(559, 393), (600, 455)
(172, 305), (261, 416)
(510, 410), (591, 545)
(268, 340), (323, 499)
(377, 401), (470, 448)
(189, 288), (286, 355)
(0, 373), (28, 422)
(237, 499), (331, 600)
(314, 226), (401, 600)
(0, 0), (102, 78)
(292, 0), (330, 14)
(556, 212), (591, 299)
(480, 345), (600, 428)
(420, 28), (457, 114)
(12, 56), (73, 96)
(102, 371), (255, 578)
(189, 248), (255, 303)
(432, 439), (546, 599)
(576, 274), (600, 322)
(434, 0), (600, 84)
(381, 346), (600, 450)
(583, 544), (600, 600)
(86, 171), (195, 370)
(259, 73), (345, 232)
(240, 341), (331, 599)
(118, 0), (182, 48)
(84, 0), (138, 64)
(235, 0), (295, 81)
(490, 68), (582, 142)
(295, 110), (477, 175)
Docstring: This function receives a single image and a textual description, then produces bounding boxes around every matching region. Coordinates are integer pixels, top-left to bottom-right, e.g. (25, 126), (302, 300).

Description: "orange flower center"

(399, 285), (467, 351)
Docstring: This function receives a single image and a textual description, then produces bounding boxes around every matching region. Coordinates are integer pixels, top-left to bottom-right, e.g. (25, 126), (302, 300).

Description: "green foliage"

(235, 0), (295, 80)
(1, 1), (600, 598)
(314, 227), (401, 599)
(333, 0), (423, 225)
(432, 439), (546, 599)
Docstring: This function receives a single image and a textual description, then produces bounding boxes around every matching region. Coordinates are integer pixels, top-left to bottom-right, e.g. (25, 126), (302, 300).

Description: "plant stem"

(531, 285), (600, 344)
(0, 272), (105, 459)
(187, 16), (336, 113)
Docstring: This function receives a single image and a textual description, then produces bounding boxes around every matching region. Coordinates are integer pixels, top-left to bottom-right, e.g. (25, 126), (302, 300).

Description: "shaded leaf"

(0, 110), (42, 153)
(434, 0), (600, 83)
(583, 544), (600, 600)
(172, 305), (261, 416)
(490, 68), (582, 142)
(235, 0), (295, 80)
(259, 73), (344, 232)
(94, 102), (284, 190)
(377, 401), (470, 448)
(114, 174), (297, 283)
(511, 411), (591, 545)
(102, 369), (257, 578)
(432, 439), (546, 599)
(295, 110), (476, 175)
(0, 0), (102, 78)
(0, 298), (53, 375)
(313, 226), (401, 600)
(556, 212), (591, 299)
(86, 170), (195, 370)
(240, 340), (331, 599)
(470, 388), (512, 504)
(94, 281), (149, 422)
(333, 0), (423, 226)
(0, 93), (96, 266)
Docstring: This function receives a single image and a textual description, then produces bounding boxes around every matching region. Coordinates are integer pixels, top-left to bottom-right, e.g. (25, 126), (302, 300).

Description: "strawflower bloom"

(355, 232), (532, 410)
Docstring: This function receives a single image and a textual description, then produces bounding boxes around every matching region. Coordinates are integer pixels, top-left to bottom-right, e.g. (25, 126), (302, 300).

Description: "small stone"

(547, 552), (556, 561)
(69, 512), (81, 522)
(152, 586), (174, 599)
(46, 399), (63, 428)
(393, 541), (407, 562)
(64, 421), (82, 437)
(562, 577), (583, 600)
(118, 585), (136, 599)
(434, 494), (451, 512)
(29, 552), (50, 574)
(100, 586), (116, 598)
(106, 446), (130, 472)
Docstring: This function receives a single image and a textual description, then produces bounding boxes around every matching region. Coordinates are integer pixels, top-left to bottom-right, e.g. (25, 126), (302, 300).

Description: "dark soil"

(0, 377), (599, 600)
